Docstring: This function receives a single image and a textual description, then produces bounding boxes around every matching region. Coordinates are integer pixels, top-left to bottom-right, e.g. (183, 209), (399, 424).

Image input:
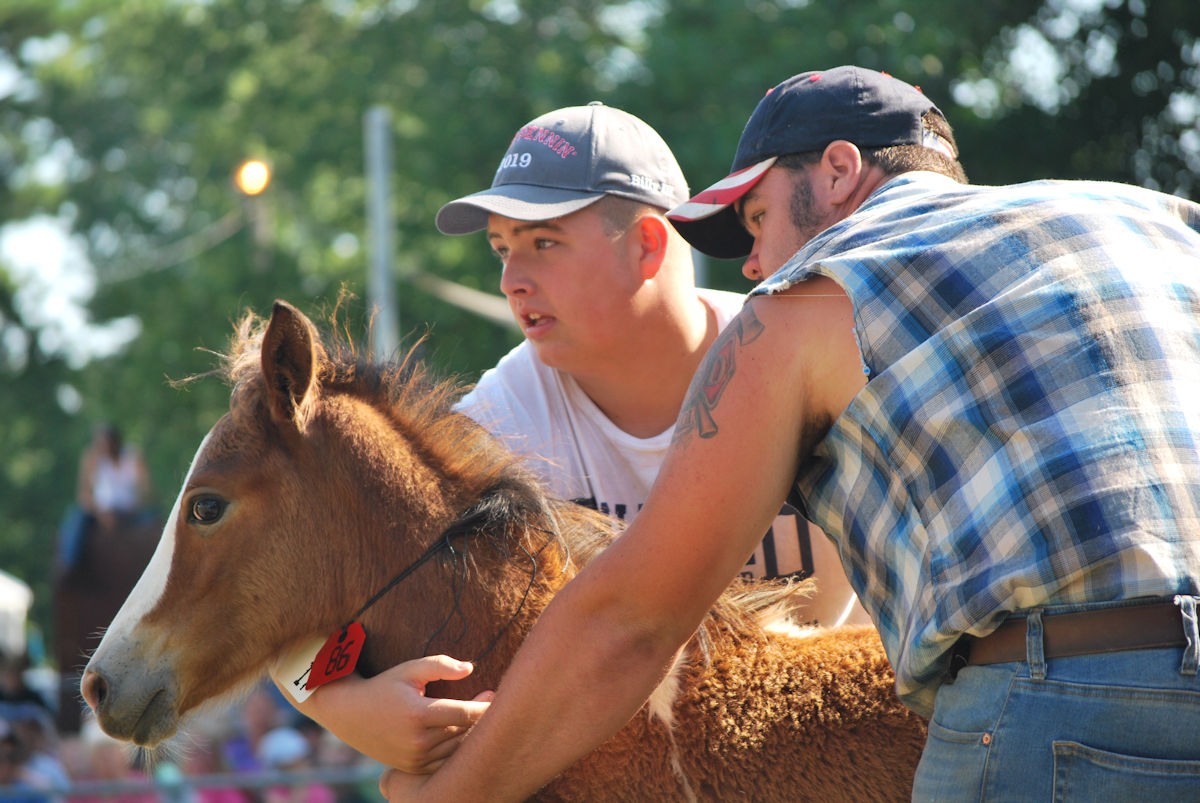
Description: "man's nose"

(499, 257), (533, 296)
(741, 244), (763, 282)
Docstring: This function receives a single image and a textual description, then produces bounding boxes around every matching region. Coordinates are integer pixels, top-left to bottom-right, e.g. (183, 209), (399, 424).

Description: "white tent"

(0, 570), (32, 659)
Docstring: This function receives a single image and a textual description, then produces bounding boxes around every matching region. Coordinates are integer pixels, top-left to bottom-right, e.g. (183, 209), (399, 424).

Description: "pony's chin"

(129, 689), (179, 748)
(98, 686), (180, 749)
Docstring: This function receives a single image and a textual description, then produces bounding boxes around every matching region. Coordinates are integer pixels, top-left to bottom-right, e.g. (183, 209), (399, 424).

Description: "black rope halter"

(343, 487), (556, 665)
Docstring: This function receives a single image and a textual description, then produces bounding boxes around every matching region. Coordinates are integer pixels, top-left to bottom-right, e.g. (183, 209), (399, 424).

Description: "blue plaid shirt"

(752, 172), (1200, 715)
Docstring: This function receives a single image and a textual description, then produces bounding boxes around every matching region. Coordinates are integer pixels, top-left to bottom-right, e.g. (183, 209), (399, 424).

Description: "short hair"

(777, 111), (968, 184)
(865, 111), (967, 183)
(592, 194), (661, 239)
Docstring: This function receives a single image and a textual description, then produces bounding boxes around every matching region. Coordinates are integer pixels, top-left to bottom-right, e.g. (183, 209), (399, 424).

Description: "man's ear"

(633, 213), (669, 280)
(817, 140), (864, 205)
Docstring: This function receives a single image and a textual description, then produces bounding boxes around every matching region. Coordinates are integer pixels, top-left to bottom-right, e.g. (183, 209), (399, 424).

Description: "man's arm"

(387, 281), (864, 800)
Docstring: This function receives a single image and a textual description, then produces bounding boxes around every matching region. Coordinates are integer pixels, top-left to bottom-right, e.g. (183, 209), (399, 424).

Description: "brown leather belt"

(963, 601), (1186, 666)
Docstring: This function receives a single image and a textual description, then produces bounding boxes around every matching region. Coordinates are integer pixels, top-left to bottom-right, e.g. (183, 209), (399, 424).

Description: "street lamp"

(234, 159), (272, 271)
(235, 159), (271, 196)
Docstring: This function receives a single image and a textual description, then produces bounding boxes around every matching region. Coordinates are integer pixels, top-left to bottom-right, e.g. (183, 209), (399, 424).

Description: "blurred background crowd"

(0, 667), (381, 803)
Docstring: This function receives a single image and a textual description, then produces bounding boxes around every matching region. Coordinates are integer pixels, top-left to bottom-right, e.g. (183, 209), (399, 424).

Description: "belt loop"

(1026, 610), (1046, 680)
(1175, 595), (1199, 677)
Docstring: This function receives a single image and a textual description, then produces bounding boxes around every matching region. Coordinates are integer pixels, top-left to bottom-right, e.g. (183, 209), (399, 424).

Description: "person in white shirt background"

(57, 423), (151, 573)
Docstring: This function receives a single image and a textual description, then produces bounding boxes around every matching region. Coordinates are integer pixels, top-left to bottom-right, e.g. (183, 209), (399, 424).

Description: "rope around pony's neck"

(345, 491), (557, 665)
(347, 531), (452, 624)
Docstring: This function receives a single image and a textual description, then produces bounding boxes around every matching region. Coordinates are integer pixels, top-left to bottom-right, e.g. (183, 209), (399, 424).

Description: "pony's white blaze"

(90, 431), (211, 649)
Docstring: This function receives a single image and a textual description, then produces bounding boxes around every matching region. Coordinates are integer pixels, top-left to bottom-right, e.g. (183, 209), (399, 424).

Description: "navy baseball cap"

(436, 102), (688, 235)
(669, 66), (953, 259)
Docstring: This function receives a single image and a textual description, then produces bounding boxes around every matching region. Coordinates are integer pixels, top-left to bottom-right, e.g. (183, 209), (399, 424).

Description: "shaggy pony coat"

(82, 301), (927, 802)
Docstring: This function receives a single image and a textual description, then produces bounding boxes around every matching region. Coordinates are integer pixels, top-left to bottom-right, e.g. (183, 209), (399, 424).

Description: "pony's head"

(80, 300), (523, 747)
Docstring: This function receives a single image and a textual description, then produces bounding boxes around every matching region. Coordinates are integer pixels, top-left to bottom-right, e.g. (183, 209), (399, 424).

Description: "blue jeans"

(56, 505), (92, 569)
(913, 597), (1200, 801)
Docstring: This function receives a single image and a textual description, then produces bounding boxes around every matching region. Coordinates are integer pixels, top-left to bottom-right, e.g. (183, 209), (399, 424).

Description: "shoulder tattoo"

(673, 306), (765, 445)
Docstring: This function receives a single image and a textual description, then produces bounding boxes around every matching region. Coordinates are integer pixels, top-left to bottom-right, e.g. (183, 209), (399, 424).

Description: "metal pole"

(364, 105), (399, 361)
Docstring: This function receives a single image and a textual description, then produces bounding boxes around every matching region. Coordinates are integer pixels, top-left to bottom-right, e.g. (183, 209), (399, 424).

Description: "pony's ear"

(261, 300), (319, 427)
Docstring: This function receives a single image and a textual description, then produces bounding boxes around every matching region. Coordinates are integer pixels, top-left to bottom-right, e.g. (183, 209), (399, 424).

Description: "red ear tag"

(304, 622), (366, 691)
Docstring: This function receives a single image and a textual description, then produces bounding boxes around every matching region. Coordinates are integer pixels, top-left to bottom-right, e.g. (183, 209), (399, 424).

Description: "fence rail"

(0, 763), (385, 802)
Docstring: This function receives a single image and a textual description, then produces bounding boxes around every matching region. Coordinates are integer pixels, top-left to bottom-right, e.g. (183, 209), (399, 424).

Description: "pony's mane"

(219, 308), (524, 499)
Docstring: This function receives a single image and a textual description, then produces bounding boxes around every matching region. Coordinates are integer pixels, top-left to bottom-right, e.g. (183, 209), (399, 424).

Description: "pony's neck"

(315, 392), (558, 690)
(357, 486), (578, 695)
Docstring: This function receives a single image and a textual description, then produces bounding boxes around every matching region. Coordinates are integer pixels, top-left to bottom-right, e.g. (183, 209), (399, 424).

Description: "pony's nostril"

(80, 670), (107, 712)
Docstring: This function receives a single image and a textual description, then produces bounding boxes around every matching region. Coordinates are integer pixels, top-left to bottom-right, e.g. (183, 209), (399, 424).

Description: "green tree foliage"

(0, 0), (1195, 656)
(948, 0), (1200, 195)
(627, 0), (1198, 281)
(1, 0), (630, 654)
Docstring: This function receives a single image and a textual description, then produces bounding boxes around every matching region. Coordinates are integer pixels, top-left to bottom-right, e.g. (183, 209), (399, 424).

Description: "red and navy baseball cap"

(436, 102), (688, 235)
(669, 66), (953, 259)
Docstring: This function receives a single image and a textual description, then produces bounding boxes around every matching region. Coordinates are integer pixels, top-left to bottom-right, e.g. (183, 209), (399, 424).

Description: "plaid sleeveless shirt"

(752, 172), (1200, 714)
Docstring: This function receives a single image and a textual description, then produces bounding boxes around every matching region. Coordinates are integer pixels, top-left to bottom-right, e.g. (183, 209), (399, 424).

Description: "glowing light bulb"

(235, 159), (271, 195)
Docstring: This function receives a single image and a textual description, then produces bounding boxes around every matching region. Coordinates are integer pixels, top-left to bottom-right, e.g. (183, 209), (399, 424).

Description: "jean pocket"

(912, 718), (993, 801)
(1053, 740), (1200, 802)
(925, 716), (989, 745)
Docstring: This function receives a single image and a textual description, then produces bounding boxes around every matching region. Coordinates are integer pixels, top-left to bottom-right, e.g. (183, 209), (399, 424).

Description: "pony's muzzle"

(79, 658), (180, 747)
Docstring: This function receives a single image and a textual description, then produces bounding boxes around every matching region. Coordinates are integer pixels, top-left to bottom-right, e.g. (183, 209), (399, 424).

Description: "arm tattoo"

(673, 306), (765, 445)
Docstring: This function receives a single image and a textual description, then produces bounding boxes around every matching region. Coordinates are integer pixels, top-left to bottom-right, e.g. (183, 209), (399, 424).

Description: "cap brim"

(667, 157), (775, 259)
(436, 185), (605, 235)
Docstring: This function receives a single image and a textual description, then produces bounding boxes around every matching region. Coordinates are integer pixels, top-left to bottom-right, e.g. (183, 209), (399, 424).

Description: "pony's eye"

(188, 496), (226, 525)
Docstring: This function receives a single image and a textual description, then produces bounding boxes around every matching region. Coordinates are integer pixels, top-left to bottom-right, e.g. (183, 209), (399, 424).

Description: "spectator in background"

(0, 653), (62, 794)
(55, 731), (90, 790)
(58, 424), (151, 574)
(291, 718), (325, 770)
(180, 735), (250, 803)
(77, 423), (151, 529)
(309, 732), (373, 803)
(66, 719), (156, 803)
(0, 718), (49, 803)
(0, 653), (51, 714)
(256, 727), (333, 803)
(222, 684), (284, 774)
(3, 707), (66, 794)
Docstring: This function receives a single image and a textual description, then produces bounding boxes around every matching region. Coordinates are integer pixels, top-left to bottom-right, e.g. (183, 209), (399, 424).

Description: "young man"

(272, 101), (867, 773)
(383, 66), (1200, 800)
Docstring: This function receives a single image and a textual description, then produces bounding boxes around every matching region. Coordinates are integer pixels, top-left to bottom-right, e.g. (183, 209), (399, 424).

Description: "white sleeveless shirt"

(92, 450), (141, 513)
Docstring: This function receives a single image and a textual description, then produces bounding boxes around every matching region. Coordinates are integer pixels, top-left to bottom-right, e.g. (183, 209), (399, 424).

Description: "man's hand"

(273, 655), (493, 773)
